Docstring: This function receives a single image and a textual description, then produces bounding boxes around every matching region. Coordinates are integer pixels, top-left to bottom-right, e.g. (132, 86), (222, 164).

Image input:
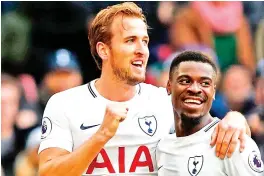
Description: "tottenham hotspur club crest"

(138, 115), (157, 136)
(188, 155), (203, 176)
(41, 117), (52, 139)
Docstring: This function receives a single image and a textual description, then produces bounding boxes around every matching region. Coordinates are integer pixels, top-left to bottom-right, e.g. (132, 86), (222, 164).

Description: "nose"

(187, 82), (202, 94)
(135, 41), (148, 56)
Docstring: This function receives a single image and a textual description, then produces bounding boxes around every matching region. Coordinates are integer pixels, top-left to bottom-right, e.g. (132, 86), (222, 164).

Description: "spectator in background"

(1, 73), (41, 176)
(16, 74), (41, 130)
(215, 65), (256, 118)
(1, 73), (22, 176)
(244, 20), (264, 153)
(15, 74), (42, 166)
(243, 1), (264, 36)
(170, 1), (256, 73)
(145, 1), (188, 86)
(14, 126), (41, 176)
(255, 19), (264, 63)
(1, 1), (31, 65)
(1, 166), (5, 176)
(39, 48), (83, 111)
(255, 59), (264, 106)
(247, 59), (264, 161)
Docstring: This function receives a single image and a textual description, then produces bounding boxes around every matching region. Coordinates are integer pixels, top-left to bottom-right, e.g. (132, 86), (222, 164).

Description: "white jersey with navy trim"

(38, 79), (174, 175)
(156, 118), (264, 176)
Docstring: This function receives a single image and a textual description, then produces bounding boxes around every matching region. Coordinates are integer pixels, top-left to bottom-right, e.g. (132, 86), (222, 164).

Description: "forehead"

(175, 61), (215, 79)
(111, 15), (148, 38)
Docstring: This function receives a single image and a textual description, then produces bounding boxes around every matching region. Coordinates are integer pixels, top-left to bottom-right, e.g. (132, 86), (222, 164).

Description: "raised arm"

(38, 96), (128, 176)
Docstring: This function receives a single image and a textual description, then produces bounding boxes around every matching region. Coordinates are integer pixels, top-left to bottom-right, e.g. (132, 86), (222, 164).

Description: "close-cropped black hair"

(169, 50), (218, 79)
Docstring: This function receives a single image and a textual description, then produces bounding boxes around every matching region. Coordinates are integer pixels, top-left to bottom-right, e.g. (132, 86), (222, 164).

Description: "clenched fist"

(98, 104), (129, 139)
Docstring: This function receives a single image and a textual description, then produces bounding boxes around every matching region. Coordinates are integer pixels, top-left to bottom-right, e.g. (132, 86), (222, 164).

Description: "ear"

(96, 42), (110, 60)
(166, 80), (172, 95)
(213, 84), (216, 100)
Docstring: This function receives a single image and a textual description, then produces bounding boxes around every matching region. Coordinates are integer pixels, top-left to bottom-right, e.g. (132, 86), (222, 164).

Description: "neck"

(95, 70), (137, 102)
(175, 112), (213, 137)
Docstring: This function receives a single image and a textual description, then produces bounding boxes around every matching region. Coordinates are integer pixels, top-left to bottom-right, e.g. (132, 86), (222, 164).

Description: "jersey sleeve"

(224, 136), (264, 175)
(38, 93), (73, 154)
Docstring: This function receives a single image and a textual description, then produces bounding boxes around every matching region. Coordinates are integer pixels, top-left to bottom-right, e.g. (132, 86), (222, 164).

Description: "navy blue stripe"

(88, 82), (97, 98)
(204, 119), (220, 132)
(138, 84), (141, 95)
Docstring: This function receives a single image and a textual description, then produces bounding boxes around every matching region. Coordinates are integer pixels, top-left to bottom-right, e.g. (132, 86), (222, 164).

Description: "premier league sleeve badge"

(248, 151), (264, 173)
(41, 117), (52, 139)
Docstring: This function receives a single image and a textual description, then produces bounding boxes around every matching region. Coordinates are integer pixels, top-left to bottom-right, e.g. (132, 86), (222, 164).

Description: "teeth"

(184, 99), (202, 104)
(132, 61), (143, 65)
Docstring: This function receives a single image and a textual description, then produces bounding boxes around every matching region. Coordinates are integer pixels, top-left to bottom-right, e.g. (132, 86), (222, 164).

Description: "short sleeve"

(38, 93), (73, 154)
(224, 136), (264, 175)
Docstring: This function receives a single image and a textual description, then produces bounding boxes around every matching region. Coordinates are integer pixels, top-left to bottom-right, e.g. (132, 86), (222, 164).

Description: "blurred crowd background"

(1, 1), (264, 176)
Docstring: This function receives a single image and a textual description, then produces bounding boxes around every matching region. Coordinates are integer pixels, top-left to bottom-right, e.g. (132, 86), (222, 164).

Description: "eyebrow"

(177, 75), (213, 81)
(124, 35), (149, 40)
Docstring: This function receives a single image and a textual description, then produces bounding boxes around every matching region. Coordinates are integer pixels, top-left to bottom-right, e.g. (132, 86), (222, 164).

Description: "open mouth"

(182, 98), (204, 109)
(183, 99), (202, 105)
(131, 60), (143, 68)
(132, 60), (143, 67)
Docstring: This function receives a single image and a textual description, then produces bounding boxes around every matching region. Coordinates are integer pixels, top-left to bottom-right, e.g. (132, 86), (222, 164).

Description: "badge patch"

(138, 115), (157, 136)
(248, 151), (264, 173)
(41, 117), (52, 139)
(188, 155), (203, 176)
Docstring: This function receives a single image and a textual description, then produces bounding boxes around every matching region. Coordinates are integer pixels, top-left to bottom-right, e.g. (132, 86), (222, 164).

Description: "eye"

(142, 39), (149, 45)
(126, 38), (134, 43)
(179, 79), (190, 85)
(201, 81), (210, 87)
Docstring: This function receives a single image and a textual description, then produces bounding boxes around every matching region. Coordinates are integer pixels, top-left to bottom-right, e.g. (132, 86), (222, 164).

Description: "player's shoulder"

(242, 135), (263, 159)
(226, 135), (264, 173)
(233, 135), (260, 155)
(139, 82), (167, 98)
(139, 82), (166, 92)
(229, 134), (263, 163)
(159, 118), (220, 148)
(48, 83), (92, 105)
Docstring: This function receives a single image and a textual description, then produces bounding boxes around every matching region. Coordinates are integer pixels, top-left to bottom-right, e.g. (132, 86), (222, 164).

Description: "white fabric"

(157, 118), (264, 176)
(39, 79), (174, 175)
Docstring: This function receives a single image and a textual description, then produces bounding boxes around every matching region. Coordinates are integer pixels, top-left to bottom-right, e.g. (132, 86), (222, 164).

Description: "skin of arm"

(39, 130), (111, 176)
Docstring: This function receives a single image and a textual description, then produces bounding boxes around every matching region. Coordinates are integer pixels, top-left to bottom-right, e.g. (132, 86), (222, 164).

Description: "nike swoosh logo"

(80, 123), (100, 130)
(158, 165), (163, 171)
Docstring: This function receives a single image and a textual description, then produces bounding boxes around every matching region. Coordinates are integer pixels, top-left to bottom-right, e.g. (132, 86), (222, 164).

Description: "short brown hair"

(88, 2), (148, 70)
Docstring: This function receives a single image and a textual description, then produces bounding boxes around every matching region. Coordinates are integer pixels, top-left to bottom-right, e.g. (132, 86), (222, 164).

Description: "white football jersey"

(38, 79), (174, 175)
(157, 118), (264, 176)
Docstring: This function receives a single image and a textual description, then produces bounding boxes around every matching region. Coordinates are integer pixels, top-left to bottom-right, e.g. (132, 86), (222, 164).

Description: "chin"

(127, 75), (145, 85)
(181, 112), (204, 119)
(180, 113), (203, 126)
